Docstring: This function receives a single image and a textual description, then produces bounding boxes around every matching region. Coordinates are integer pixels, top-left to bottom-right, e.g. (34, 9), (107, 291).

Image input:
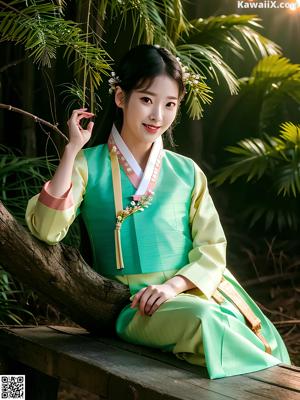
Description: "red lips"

(143, 124), (161, 134)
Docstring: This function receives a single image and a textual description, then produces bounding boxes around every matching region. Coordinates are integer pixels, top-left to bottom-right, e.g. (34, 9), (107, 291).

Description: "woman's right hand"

(67, 108), (95, 151)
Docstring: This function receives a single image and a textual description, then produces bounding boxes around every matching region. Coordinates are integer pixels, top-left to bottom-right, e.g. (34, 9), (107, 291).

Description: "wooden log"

(0, 201), (130, 334)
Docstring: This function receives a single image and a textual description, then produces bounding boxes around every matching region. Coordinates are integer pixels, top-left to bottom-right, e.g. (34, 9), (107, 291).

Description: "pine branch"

(0, 103), (69, 142)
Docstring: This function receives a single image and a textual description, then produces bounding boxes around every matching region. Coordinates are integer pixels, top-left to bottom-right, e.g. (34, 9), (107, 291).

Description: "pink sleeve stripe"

(38, 181), (74, 210)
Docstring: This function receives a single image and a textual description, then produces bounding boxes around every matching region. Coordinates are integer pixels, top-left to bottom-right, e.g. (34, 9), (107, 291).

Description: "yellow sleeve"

(175, 162), (227, 299)
(25, 150), (88, 245)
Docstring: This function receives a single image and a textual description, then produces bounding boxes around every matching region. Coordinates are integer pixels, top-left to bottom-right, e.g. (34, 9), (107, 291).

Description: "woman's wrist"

(64, 142), (82, 156)
(165, 275), (196, 295)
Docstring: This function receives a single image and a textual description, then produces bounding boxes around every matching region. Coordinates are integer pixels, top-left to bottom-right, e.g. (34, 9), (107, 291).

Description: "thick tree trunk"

(0, 201), (130, 334)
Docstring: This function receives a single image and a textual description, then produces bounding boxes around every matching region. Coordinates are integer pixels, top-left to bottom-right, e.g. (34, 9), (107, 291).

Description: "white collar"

(109, 125), (163, 197)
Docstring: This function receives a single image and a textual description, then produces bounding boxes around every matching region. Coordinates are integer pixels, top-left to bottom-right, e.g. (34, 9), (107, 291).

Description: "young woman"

(25, 44), (291, 379)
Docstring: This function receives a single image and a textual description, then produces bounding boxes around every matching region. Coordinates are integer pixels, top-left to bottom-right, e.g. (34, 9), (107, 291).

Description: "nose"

(150, 105), (163, 123)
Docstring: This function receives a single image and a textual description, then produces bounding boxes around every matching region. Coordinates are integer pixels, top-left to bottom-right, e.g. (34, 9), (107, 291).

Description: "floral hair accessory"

(176, 57), (201, 92)
(174, 55), (212, 118)
(108, 71), (121, 94)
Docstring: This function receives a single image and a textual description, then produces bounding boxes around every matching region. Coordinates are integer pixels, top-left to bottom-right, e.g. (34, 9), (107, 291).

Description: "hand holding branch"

(67, 108), (94, 151)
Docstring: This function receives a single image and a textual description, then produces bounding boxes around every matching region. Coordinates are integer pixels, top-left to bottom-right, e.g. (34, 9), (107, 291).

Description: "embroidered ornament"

(116, 195), (153, 227)
(113, 193), (154, 270)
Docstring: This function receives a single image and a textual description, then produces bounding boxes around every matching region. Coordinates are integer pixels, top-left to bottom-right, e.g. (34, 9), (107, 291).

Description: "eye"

(166, 102), (176, 108)
(141, 97), (152, 104)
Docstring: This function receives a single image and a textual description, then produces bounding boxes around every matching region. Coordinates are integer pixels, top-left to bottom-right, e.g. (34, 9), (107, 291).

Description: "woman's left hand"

(130, 283), (178, 316)
(130, 275), (196, 316)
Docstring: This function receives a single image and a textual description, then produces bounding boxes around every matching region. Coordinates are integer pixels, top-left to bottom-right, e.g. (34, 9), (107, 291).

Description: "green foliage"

(0, 0), (280, 119)
(213, 122), (300, 197)
(183, 14), (280, 59)
(0, 0), (111, 101)
(212, 56), (300, 231)
(239, 55), (300, 133)
(0, 144), (56, 223)
(0, 266), (36, 325)
(60, 80), (102, 116)
(0, 145), (57, 324)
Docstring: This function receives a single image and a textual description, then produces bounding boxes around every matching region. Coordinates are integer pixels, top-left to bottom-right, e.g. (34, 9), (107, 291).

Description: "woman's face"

(115, 74), (179, 148)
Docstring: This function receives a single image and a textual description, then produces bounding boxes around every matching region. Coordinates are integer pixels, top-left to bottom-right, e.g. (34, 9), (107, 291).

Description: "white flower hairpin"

(108, 71), (121, 94)
(176, 56), (201, 92)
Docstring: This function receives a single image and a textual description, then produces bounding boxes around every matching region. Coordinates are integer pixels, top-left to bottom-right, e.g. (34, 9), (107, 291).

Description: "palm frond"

(60, 80), (102, 116)
(251, 55), (300, 80)
(167, 34), (246, 118)
(211, 137), (276, 186)
(238, 56), (300, 133)
(107, 0), (166, 44)
(183, 79), (213, 120)
(181, 14), (280, 58)
(276, 164), (300, 197)
(176, 43), (239, 104)
(242, 202), (300, 230)
(158, 0), (190, 43)
(0, 0), (111, 90)
(279, 122), (300, 145)
(212, 122), (300, 197)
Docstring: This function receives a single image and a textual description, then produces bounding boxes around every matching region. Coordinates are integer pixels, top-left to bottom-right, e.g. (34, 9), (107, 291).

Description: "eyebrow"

(137, 90), (178, 100)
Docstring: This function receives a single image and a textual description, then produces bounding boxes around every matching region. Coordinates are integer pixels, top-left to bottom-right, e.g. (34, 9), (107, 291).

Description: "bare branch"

(0, 103), (69, 142)
(0, 58), (26, 73)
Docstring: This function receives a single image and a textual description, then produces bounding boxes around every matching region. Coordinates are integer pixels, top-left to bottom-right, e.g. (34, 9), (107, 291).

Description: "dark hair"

(91, 44), (185, 147)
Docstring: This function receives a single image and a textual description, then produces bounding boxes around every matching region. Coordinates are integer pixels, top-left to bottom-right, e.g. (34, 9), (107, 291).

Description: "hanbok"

(26, 125), (291, 379)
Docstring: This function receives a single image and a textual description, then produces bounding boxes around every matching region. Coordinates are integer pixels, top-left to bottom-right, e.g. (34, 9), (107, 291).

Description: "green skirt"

(115, 268), (291, 379)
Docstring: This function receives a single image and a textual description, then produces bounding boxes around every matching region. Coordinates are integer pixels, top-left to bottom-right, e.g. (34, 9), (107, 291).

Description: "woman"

(26, 44), (291, 379)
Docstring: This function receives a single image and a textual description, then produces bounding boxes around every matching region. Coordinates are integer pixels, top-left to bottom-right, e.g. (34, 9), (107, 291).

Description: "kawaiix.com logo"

(237, 0), (300, 9)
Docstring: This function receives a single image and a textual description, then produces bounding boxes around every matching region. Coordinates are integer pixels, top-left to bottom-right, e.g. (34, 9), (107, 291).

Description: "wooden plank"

(279, 364), (300, 373)
(0, 326), (299, 400)
(0, 326), (232, 400)
(247, 366), (300, 393)
(186, 374), (300, 400)
(47, 325), (210, 377)
(48, 325), (300, 399)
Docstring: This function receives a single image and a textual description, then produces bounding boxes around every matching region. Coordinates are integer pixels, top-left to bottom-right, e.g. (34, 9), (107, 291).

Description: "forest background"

(0, 0), (299, 367)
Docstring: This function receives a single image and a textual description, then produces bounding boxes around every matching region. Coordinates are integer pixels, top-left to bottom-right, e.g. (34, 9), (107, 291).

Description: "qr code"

(0, 375), (25, 399)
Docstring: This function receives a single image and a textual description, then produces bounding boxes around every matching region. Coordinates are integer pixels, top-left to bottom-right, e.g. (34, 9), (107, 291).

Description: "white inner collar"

(111, 125), (163, 196)
(111, 125), (143, 178)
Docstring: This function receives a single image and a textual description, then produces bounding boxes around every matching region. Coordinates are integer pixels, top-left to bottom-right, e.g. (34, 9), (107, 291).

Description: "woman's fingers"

(148, 297), (165, 316)
(68, 110), (94, 134)
(132, 287), (152, 315)
(86, 121), (94, 133)
(130, 287), (146, 309)
(72, 108), (88, 114)
(144, 294), (160, 315)
(131, 285), (172, 316)
(138, 287), (158, 315)
(77, 112), (94, 121)
(75, 114), (94, 131)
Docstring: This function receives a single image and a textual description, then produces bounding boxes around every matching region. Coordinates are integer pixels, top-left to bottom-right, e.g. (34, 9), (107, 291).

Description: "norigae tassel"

(114, 224), (124, 269)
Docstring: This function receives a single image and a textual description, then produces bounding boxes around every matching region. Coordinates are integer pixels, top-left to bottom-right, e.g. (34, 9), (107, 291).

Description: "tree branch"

(0, 58), (26, 73)
(0, 201), (130, 334)
(0, 103), (69, 142)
